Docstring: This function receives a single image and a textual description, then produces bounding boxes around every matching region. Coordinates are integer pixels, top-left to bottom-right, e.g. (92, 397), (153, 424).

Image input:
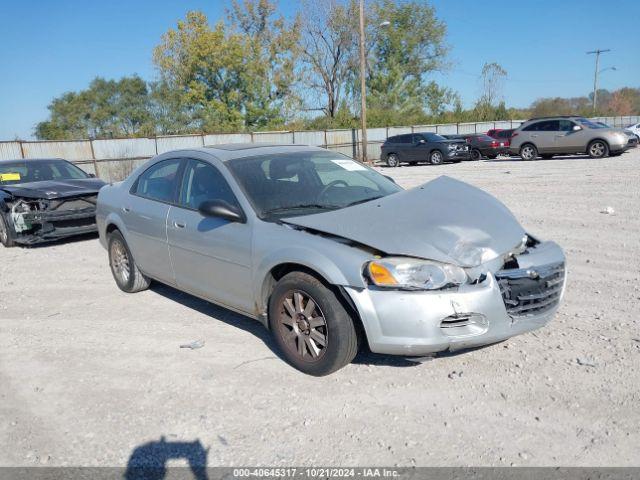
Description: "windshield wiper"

(344, 196), (384, 207)
(264, 204), (341, 215)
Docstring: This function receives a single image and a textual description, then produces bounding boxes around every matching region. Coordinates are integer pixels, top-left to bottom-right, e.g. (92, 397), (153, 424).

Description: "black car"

(380, 133), (470, 167)
(443, 134), (510, 160)
(0, 158), (106, 247)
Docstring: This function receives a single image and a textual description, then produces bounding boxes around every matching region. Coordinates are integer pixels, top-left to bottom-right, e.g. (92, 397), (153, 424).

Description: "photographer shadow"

(124, 436), (209, 480)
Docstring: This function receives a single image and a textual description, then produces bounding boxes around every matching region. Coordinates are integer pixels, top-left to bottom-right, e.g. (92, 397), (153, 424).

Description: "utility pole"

(587, 49), (610, 113)
(358, 0), (368, 164)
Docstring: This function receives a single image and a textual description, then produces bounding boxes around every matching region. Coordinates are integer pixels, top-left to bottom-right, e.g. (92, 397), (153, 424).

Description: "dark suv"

(380, 133), (470, 167)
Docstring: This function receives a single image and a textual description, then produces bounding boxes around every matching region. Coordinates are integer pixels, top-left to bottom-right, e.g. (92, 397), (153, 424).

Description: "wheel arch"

(256, 258), (368, 344)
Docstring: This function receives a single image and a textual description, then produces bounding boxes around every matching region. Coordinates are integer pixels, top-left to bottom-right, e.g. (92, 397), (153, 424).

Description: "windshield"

(227, 151), (402, 219)
(0, 160), (89, 185)
(577, 118), (606, 129)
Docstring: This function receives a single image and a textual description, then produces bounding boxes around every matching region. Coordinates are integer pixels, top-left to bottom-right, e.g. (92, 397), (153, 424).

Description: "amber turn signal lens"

(368, 262), (398, 285)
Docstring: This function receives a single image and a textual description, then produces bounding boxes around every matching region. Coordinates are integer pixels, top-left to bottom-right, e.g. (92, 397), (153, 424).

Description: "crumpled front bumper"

(345, 241), (566, 356)
(12, 208), (97, 245)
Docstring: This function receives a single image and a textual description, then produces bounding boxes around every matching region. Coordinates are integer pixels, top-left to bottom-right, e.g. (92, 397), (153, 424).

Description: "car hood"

(283, 176), (526, 268)
(0, 178), (105, 200)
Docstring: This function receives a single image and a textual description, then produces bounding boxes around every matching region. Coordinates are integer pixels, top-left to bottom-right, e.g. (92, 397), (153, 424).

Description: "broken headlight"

(366, 257), (467, 290)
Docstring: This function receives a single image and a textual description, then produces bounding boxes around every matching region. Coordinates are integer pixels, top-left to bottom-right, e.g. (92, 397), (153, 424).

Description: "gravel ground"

(1, 149), (639, 468)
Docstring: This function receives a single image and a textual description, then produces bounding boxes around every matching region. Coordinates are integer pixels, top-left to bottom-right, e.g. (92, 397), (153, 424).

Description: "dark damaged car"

(0, 158), (105, 247)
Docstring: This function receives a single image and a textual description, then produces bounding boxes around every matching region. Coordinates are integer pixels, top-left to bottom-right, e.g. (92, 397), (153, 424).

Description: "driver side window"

(178, 160), (239, 210)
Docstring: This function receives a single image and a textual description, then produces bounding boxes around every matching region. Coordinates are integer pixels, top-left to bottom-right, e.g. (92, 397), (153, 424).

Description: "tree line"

(34, 0), (640, 141)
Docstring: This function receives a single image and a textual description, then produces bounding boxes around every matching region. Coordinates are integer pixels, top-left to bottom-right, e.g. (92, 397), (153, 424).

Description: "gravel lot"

(1, 149), (639, 468)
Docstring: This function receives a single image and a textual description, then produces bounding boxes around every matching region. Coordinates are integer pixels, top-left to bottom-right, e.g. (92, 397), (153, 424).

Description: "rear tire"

(268, 272), (359, 376)
(108, 230), (150, 293)
(519, 143), (538, 160)
(386, 153), (399, 168)
(0, 213), (16, 248)
(429, 150), (444, 165)
(587, 140), (609, 158)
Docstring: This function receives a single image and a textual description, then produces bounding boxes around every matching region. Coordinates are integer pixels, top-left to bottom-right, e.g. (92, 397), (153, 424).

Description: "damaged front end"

(4, 195), (98, 245)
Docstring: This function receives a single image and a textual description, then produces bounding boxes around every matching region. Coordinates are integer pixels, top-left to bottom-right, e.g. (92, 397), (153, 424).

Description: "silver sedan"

(96, 144), (566, 376)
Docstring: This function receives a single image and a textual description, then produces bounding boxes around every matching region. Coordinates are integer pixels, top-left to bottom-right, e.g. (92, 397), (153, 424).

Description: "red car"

(487, 128), (515, 147)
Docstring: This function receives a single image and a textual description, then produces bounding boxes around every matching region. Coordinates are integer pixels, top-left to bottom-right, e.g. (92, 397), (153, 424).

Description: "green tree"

(228, 0), (301, 128)
(365, 0), (453, 126)
(35, 76), (152, 140)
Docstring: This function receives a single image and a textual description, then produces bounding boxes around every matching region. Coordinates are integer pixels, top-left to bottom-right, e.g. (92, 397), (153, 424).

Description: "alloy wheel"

(387, 154), (399, 167)
(589, 141), (606, 157)
(110, 240), (131, 285)
(521, 146), (535, 160)
(430, 151), (443, 164)
(277, 290), (328, 362)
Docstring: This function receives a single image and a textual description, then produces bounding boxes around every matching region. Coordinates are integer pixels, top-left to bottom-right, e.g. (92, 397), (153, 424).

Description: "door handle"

(531, 135), (538, 138)
(173, 221), (186, 229)
(122, 206), (131, 213)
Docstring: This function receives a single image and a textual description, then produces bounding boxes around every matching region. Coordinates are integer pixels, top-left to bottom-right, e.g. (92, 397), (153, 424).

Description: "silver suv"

(510, 116), (633, 160)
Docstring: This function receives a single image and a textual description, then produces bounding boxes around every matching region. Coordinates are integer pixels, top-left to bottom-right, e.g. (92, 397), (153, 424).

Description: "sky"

(0, 0), (638, 140)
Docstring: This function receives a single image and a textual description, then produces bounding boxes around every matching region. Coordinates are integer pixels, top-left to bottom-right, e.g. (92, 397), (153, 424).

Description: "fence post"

(18, 141), (25, 159)
(89, 139), (100, 178)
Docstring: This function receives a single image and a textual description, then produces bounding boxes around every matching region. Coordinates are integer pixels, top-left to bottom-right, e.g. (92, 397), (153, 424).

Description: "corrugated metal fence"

(1, 116), (638, 182)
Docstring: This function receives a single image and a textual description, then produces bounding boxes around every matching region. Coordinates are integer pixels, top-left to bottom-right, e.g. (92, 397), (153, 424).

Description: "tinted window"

(134, 159), (181, 203)
(558, 120), (576, 132)
(0, 160), (88, 185)
(178, 160), (239, 210)
(396, 135), (412, 144)
(424, 133), (446, 142)
(523, 120), (559, 131)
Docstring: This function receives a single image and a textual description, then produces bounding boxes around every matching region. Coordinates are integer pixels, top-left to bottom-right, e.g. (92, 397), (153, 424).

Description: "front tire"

(386, 153), (399, 168)
(470, 149), (482, 161)
(108, 230), (150, 293)
(268, 272), (359, 376)
(0, 213), (16, 248)
(520, 143), (538, 160)
(587, 140), (609, 158)
(429, 150), (444, 165)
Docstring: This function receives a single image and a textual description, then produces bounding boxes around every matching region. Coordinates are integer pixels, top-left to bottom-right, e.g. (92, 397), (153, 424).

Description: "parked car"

(487, 128), (516, 147)
(509, 116), (635, 160)
(380, 133), (470, 167)
(443, 134), (509, 160)
(0, 158), (105, 247)
(97, 144), (566, 376)
(624, 122), (640, 141)
(595, 122), (639, 148)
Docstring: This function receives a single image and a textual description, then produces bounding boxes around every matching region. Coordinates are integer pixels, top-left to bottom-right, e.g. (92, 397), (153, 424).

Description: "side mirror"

(418, 139), (426, 144)
(572, 125), (582, 131)
(88, 173), (97, 178)
(198, 200), (245, 223)
(383, 175), (396, 184)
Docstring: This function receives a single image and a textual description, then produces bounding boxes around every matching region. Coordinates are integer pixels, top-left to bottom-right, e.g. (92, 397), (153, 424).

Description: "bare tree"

(299, 0), (358, 118)
(478, 62), (507, 107)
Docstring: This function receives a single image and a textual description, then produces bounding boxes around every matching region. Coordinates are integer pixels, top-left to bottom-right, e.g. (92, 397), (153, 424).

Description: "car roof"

(0, 157), (65, 164)
(194, 143), (330, 161)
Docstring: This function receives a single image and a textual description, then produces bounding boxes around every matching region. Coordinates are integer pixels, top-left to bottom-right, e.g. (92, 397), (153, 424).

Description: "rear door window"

(133, 159), (182, 203)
